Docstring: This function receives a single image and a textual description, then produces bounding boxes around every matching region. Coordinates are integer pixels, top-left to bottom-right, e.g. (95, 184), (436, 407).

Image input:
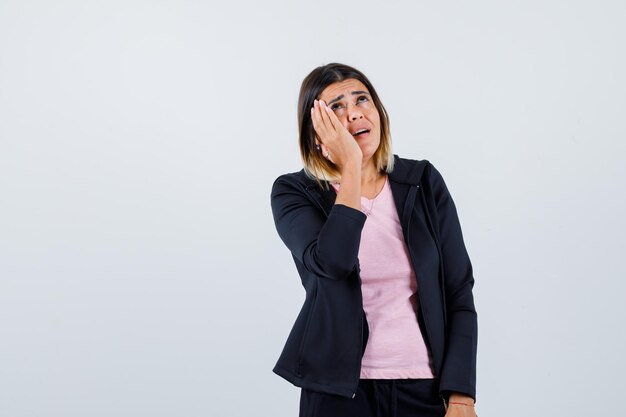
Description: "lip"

(353, 131), (370, 139)
(350, 126), (370, 136)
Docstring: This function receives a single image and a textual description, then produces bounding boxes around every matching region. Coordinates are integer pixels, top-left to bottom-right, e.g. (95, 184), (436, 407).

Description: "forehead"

(319, 79), (369, 100)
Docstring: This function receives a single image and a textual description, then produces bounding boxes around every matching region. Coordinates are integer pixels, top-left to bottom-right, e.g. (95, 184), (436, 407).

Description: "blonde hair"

(297, 63), (395, 190)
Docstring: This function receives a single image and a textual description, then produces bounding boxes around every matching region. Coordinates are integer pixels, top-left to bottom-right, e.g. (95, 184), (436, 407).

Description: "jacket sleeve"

(428, 163), (478, 403)
(270, 175), (368, 280)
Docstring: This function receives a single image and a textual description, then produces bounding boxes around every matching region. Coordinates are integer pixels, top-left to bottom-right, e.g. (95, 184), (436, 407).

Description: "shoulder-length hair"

(297, 63), (395, 190)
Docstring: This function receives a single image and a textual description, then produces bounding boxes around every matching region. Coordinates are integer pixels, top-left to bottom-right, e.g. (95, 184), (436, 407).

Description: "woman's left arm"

(428, 163), (478, 408)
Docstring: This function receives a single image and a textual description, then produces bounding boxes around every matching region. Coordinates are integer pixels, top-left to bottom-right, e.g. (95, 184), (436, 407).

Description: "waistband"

(361, 377), (439, 417)
(360, 377), (439, 384)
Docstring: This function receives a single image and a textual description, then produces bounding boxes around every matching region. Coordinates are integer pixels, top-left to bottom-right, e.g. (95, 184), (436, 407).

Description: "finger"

(311, 105), (325, 144)
(311, 101), (330, 140)
(317, 100), (333, 132)
(323, 101), (346, 134)
(310, 103), (319, 131)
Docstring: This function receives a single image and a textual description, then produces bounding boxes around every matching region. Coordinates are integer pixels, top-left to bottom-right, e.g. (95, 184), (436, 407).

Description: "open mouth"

(352, 129), (370, 138)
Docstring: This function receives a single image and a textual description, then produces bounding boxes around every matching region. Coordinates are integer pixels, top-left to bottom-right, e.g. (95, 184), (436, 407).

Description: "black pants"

(299, 378), (446, 417)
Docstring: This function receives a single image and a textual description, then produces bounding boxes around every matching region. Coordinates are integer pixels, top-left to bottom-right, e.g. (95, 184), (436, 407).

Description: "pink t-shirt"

(331, 175), (435, 379)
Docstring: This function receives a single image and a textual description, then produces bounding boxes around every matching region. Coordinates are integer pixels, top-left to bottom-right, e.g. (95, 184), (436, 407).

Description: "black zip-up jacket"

(269, 154), (478, 404)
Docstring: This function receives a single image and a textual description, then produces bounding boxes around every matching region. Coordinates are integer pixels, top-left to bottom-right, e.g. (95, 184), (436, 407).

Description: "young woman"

(270, 63), (478, 417)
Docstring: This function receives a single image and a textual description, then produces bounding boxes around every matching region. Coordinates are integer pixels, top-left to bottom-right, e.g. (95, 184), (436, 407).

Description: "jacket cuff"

(330, 203), (367, 223)
(439, 384), (476, 404)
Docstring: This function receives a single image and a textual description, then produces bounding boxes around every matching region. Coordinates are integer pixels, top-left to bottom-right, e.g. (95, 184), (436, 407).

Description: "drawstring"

(391, 380), (398, 417)
(372, 380), (381, 417)
(371, 380), (398, 417)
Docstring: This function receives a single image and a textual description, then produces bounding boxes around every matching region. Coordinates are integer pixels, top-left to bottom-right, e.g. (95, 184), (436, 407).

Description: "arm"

(270, 175), (367, 280)
(428, 163), (478, 403)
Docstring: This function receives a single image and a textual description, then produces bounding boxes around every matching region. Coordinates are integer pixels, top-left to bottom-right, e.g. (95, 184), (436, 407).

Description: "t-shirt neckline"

(331, 174), (388, 202)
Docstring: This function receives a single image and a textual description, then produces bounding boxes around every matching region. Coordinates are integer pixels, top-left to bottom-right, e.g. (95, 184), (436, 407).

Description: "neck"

(334, 158), (382, 185)
(360, 158), (380, 185)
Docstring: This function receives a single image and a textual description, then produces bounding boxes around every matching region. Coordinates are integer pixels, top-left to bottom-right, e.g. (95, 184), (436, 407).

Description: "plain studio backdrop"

(1, 1), (624, 416)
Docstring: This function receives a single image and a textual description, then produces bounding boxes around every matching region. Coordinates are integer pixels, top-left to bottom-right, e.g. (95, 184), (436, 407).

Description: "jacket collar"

(299, 154), (430, 219)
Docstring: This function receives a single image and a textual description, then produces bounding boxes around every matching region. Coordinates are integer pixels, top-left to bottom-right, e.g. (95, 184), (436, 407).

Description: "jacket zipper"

(415, 182), (448, 407)
(419, 185), (448, 326)
(404, 185), (436, 361)
(403, 185), (439, 395)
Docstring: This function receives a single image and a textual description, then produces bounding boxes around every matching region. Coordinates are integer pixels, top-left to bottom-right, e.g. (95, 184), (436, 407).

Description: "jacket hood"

(386, 154), (430, 185)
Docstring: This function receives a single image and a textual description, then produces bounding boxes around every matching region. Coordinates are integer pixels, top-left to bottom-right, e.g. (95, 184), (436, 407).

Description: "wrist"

(341, 158), (361, 172)
(448, 392), (474, 405)
(448, 392), (475, 406)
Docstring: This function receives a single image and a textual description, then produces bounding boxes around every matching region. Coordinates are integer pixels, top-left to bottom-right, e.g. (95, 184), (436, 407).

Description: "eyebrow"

(327, 90), (371, 106)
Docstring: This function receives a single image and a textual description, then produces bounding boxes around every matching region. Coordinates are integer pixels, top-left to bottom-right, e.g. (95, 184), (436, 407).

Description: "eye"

(357, 95), (369, 103)
(331, 103), (345, 110)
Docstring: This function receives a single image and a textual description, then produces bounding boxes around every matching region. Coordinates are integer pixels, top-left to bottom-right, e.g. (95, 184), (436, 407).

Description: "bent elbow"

(303, 242), (359, 280)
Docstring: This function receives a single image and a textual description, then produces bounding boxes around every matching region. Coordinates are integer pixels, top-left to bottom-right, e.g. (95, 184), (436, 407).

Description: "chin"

(359, 139), (381, 154)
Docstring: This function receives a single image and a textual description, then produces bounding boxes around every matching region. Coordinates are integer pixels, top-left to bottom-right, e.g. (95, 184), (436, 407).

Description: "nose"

(347, 103), (364, 121)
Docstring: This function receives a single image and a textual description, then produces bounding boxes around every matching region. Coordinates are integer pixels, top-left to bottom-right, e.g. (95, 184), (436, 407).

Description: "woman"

(270, 63), (478, 417)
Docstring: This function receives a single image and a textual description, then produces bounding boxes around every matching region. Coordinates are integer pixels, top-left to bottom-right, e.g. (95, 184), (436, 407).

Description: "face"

(317, 78), (381, 159)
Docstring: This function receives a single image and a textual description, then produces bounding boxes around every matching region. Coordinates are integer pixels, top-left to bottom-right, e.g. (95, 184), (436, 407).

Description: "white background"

(1, 1), (624, 416)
